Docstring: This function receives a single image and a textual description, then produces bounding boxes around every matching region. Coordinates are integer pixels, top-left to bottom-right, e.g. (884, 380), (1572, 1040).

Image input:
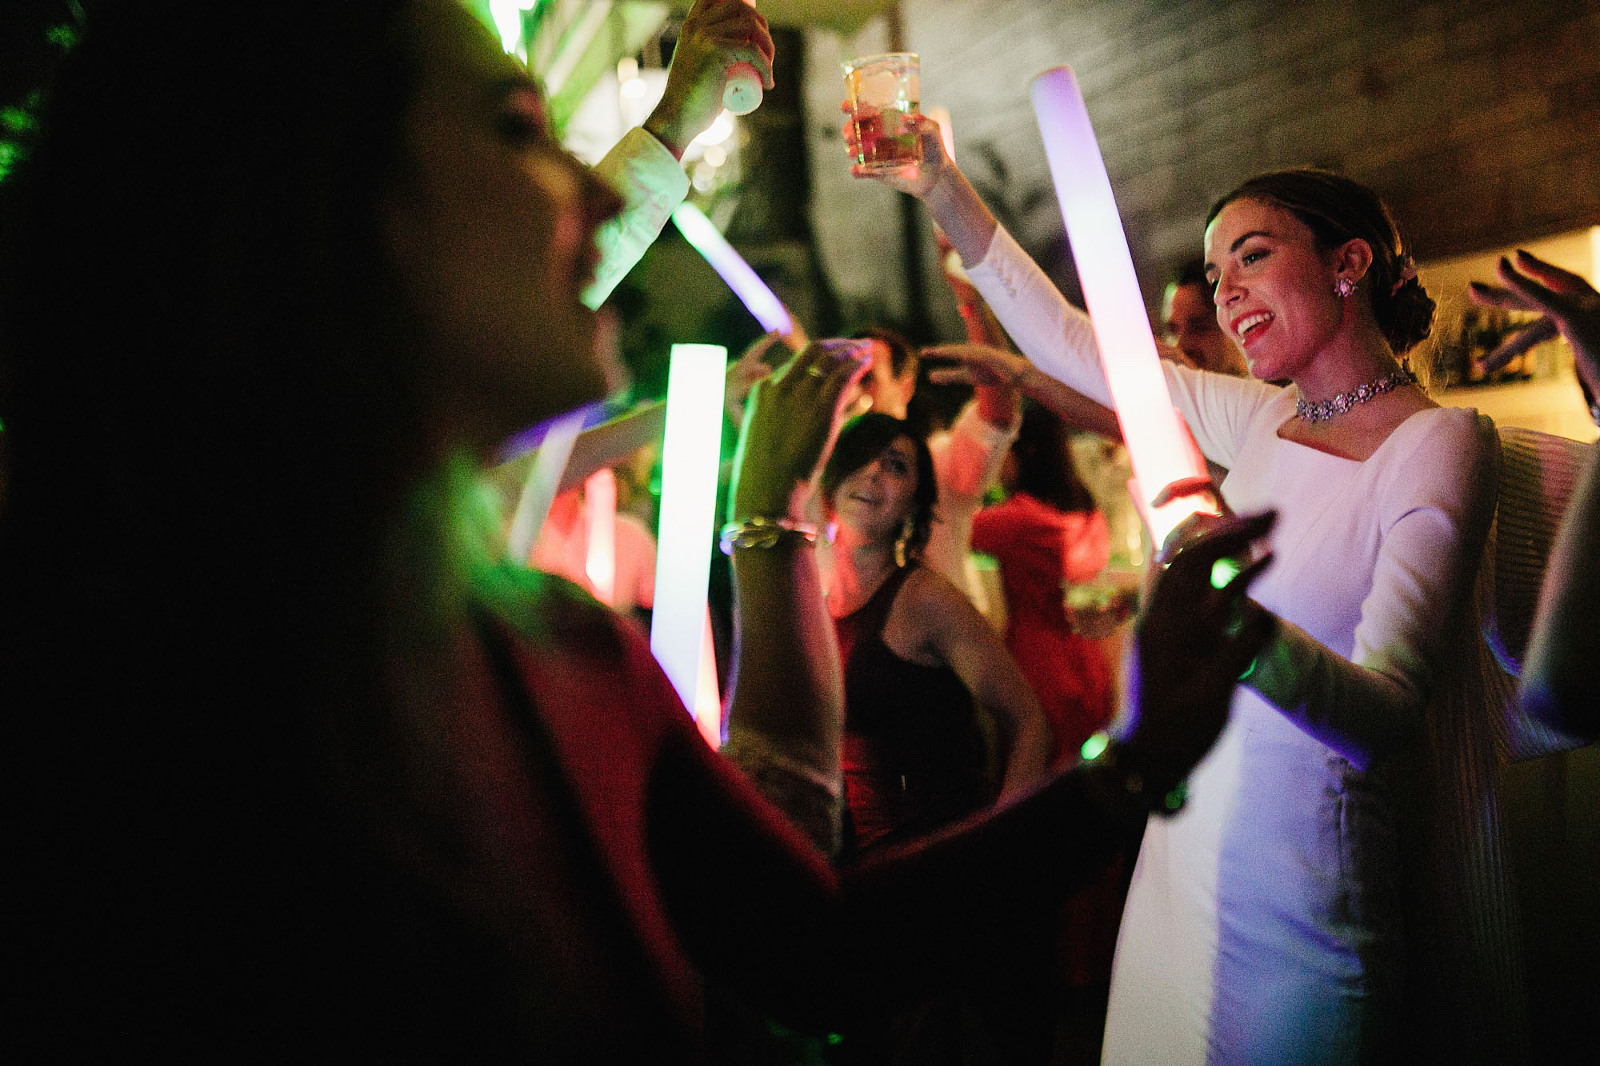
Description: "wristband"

(720, 516), (818, 554)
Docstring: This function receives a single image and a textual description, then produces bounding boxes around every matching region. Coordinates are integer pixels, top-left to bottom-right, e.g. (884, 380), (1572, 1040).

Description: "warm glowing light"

(508, 406), (587, 563)
(671, 202), (800, 344)
(1030, 67), (1216, 549)
(703, 144), (727, 168)
(693, 109), (738, 148)
(583, 468), (617, 606)
(650, 344), (728, 732)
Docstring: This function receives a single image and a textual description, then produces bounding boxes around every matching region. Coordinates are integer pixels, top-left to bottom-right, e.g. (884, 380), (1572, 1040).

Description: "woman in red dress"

(972, 404), (1116, 767)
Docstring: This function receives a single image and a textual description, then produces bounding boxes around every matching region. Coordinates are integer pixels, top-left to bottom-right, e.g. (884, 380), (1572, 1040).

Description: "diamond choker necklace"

(1295, 366), (1418, 423)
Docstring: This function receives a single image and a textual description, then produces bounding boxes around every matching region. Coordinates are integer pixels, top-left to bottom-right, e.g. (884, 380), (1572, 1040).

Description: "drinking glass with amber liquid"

(843, 52), (921, 171)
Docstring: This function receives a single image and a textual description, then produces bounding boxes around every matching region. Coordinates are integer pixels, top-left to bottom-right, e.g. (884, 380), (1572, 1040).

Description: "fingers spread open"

(1481, 316), (1558, 374)
(1515, 249), (1590, 294)
(1468, 280), (1536, 313)
(1495, 256), (1570, 314)
(926, 367), (975, 386)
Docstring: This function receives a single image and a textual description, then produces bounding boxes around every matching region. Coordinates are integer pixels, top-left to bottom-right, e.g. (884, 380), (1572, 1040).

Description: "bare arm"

(1520, 441), (1600, 742)
(925, 342), (1123, 442)
(841, 108), (997, 268)
(901, 569), (1051, 796)
(1474, 251), (1600, 742)
(723, 341), (871, 843)
(936, 232), (1022, 430)
(584, 0), (775, 307)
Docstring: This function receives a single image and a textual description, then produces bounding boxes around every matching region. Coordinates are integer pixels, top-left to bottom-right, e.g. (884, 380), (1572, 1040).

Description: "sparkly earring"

(1334, 276), (1355, 298)
(893, 517), (914, 568)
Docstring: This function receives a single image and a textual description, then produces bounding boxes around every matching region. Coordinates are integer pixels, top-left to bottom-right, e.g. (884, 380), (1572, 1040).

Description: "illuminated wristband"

(1080, 732), (1187, 816)
(720, 516), (819, 554)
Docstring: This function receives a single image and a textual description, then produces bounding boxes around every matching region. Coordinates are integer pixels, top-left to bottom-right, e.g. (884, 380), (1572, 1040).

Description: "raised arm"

(903, 568), (1051, 796)
(1473, 250), (1600, 742)
(843, 110), (1105, 400)
(722, 340), (871, 852)
(584, 0), (775, 307)
(925, 342), (1124, 441)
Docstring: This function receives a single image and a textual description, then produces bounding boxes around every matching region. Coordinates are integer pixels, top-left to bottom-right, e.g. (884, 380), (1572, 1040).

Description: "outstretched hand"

(921, 342), (1027, 389)
(729, 340), (872, 520)
(1470, 250), (1600, 398)
(645, 0), (775, 158)
(839, 105), (952, 199)
(1119, 510), (1278, 797)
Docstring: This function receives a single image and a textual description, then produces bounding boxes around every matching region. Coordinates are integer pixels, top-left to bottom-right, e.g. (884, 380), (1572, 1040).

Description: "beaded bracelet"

(719, 516), (819, 555)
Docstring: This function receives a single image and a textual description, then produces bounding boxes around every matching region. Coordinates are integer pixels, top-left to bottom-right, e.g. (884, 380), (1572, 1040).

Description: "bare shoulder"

(897, 564), (976, 616)
(883, 564), (986, 663)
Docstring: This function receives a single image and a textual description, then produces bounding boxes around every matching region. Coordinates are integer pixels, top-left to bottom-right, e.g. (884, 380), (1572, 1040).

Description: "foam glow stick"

(507, 406), (588, 563)
(722, 0), (763, 115)
(583, 468), (617, 606)
(1030, 67), (1217, 549)
(694, 610), (723, 749)
(650, 344), (727, 728)
(671, 202), (805, 350)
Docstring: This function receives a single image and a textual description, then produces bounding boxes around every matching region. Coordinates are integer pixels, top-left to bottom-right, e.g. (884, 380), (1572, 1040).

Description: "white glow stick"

(722, 1), (763, 115)
(671, 202), (805, 349)
(1029, 67), (1217, 548)
(507, 407), (588, 564)
(649, 344), (727, 724)
(583, 468), (617, 606)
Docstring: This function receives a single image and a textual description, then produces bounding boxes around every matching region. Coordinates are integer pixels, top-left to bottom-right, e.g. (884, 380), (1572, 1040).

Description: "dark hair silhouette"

(0, 2), (486, 1053)
(851, 325), (919, 378)
(1010, 402), (1096, 516)
(1169, 258), (1210, 292)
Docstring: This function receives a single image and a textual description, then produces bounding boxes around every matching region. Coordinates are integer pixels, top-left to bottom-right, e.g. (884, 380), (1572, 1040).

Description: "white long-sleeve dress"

(967, 225), (1511, 1065)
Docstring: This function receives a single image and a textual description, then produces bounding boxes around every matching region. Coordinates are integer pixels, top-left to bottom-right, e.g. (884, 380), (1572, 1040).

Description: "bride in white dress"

(846, 113), (1517, 1064)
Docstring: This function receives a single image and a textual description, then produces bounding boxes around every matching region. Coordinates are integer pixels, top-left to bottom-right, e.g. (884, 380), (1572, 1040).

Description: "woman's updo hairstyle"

(820, 412), (938, 560)
(1207, 168), (1435, 354)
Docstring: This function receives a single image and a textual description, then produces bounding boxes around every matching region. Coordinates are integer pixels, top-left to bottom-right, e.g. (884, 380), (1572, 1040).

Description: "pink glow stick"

(694, 610), (722, 749)
(1029, 67), (1217, 548)
(582, 468), (617, 606)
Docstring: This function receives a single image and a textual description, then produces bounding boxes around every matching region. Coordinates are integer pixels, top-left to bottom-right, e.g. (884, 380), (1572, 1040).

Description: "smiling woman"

(857, 117), (1515, 1063)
